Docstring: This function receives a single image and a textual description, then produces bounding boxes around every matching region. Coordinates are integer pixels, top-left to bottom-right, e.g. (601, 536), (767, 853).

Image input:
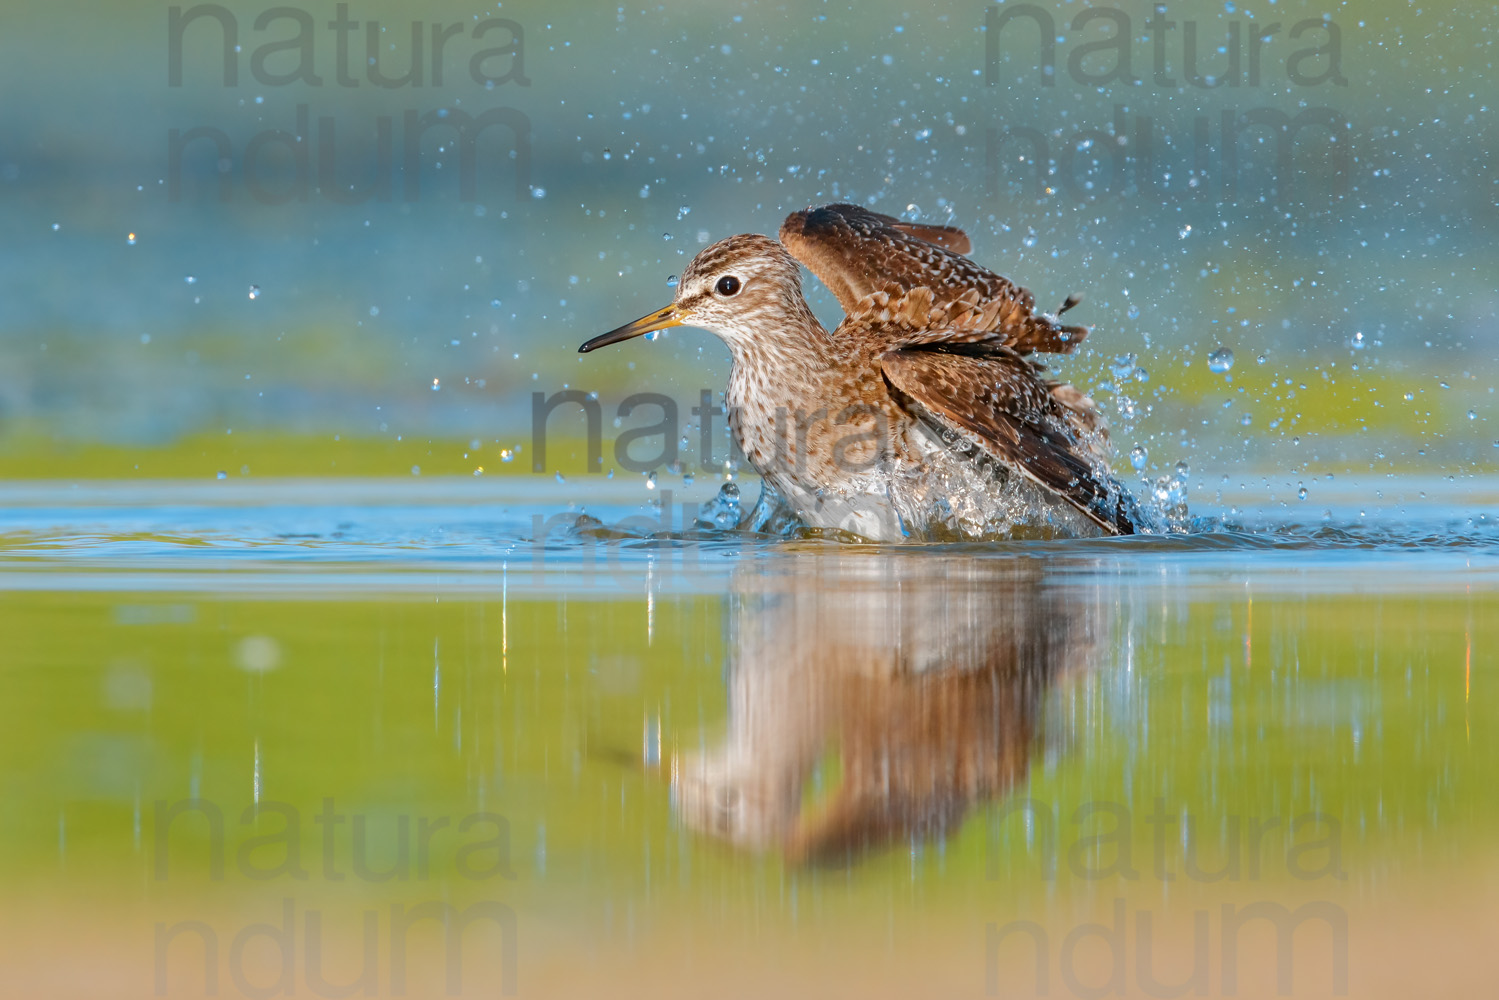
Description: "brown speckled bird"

(580, 203), (1143, 539)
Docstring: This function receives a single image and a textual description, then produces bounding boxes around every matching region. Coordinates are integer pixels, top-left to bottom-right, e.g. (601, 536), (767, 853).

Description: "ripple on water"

(0, 479), (1492, 595)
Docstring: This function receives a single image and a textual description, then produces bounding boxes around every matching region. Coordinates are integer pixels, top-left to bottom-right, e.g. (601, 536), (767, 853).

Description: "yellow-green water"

(2, 478), (1496, 998)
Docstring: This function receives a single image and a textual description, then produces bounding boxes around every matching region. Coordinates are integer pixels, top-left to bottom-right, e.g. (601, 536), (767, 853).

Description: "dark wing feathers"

(880, 349), (1140, 535)
(779, 202), (1135, 532)
(779, 203), (1087, 354)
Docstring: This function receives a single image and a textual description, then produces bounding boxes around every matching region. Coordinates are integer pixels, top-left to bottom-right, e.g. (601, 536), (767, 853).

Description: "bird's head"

(579, 234), (809, 355)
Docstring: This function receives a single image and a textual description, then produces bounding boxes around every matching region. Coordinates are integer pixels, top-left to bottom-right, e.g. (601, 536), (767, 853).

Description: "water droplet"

(1240, 414), (1252, 426)
(1256, 354), (1267, 365)
(683, 472), (695, 485)
(432, 378), (441, 391)
(1207, 347), (1235, 374)
(1178, 224), (1192, 239)
(531, 187), (546, 199)
(697, 481), (742, 530)
(51, 223), (60, 231)
(410, 465), (421, 476)
(184, 275), (196, 285)
(247, 284), (260, 300)
(1174, 460), (1190, 478)
(1129, 445), (1148, 470)
(499, 448), (515, 463)
(1350, 331), (1366, 350)
(645, 471), (657, 490)
(903, 203), (923, 221)
(473, 467), (484, 477)
(554, 471), (566, 484)
(216, 470), (227, 480)
(127, 232), (137, 245)
(1133, 367), (1149, 383)
(1111, 354), (1137, 381)
(1298, 484), (1308, 500)
(666, 275), (679, 288)
(1468, 410), (1478, 420)
(1404, 392), (1414, 401)
(662, 232), (672, 241)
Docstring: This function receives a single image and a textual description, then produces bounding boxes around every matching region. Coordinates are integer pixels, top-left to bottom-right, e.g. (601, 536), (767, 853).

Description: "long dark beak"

(578, 303), (683, 353)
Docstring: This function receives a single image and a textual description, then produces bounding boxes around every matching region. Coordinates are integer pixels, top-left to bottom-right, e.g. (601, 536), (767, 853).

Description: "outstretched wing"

(780, 203), (1086, 354)
(880, 347), (1140, 534)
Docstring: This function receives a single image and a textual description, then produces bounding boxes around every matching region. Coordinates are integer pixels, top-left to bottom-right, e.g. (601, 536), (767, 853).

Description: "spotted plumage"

(780, 204), (1089, 354)
(581, 203), (1144, 538)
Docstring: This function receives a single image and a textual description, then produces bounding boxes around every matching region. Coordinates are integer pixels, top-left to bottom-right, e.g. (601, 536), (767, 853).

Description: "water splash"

(696, 482), (743, 530)
(1207, 347), (1235, 374)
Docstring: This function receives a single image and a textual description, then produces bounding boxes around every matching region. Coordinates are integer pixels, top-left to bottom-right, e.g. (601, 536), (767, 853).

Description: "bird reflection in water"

(672, 555), (1106, 865)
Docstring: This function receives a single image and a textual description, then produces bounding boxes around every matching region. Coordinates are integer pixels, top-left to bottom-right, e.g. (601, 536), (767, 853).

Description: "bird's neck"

(723, 292), (834, 375)
(722, 295), (843, 483)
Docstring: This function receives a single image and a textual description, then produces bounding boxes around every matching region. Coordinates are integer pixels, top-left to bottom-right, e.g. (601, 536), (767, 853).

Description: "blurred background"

(0, 0), (1493, 484)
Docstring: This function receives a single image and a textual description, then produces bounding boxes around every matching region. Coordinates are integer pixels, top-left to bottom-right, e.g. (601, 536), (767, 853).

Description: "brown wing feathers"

(780, 203), (1137, 533)
(880, 350), (1139, 534)
(779, 203), (1087, 355)
(886, 219), (971, 253)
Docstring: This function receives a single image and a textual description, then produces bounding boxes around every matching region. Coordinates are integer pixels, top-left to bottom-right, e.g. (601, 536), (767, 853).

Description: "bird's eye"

(715, 275), (741, 296)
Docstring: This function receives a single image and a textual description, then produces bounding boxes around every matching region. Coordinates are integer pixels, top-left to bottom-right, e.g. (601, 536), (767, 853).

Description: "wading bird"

(580, 203), (1143, 539)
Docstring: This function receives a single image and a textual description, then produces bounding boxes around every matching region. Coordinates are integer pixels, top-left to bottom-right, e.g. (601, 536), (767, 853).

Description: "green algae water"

(1, 478), (1495, 998)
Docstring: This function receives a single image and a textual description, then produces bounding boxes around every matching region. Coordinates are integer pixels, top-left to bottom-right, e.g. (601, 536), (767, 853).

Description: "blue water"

(1, 476), (1494, 594)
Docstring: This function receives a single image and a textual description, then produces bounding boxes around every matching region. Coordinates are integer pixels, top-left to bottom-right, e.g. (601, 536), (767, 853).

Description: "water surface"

(2, 478), (1495, 998)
